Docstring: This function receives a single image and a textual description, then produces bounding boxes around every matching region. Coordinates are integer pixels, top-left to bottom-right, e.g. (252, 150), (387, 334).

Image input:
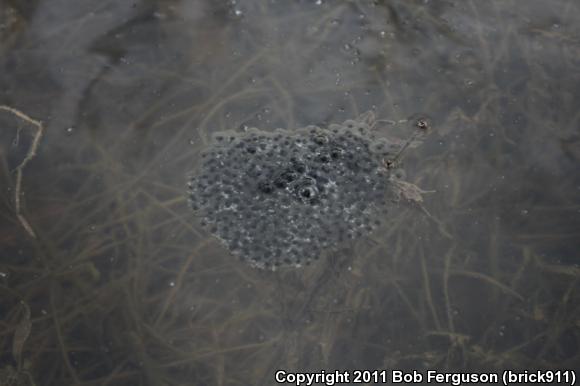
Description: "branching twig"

(0, 105), (44, 238)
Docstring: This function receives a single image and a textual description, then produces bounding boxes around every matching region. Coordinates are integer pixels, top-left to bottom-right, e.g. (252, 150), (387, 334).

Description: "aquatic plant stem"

(0, 105), (44, 238)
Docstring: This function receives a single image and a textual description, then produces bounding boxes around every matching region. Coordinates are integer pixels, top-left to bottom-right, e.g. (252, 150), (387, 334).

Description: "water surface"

(0, 0), (579, 385)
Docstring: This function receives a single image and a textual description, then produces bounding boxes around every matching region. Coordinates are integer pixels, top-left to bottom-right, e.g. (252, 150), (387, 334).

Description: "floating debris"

(188, 112), (430, 269)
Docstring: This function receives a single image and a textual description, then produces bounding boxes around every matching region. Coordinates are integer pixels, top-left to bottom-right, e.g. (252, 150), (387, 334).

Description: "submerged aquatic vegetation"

(188, 112), (430, 268)
(0, 302), (35, 386)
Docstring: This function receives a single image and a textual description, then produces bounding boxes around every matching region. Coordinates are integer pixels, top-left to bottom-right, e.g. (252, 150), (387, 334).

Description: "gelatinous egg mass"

(187, 113), (404, 269)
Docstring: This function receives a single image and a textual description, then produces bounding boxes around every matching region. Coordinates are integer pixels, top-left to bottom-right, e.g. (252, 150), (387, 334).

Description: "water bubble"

(498, 325), (506, 337)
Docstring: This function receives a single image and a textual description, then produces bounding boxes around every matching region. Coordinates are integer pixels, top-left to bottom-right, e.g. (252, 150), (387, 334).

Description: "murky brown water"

(1, 1), (579, 385)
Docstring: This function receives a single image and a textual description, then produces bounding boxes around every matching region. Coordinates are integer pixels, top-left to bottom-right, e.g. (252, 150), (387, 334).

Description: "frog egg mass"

(187, 113), (410, 269)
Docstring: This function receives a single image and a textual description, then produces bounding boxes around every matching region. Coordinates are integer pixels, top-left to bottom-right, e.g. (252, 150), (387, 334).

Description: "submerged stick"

(12, 301), (32, 372)
(0, 105), (44, 238)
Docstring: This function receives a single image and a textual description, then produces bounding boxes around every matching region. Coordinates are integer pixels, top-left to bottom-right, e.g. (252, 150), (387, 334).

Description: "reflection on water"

(1, 0), (579, 384)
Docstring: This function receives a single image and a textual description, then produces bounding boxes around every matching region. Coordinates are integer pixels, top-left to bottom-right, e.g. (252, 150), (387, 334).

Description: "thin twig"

(1, 105), (44, 238)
